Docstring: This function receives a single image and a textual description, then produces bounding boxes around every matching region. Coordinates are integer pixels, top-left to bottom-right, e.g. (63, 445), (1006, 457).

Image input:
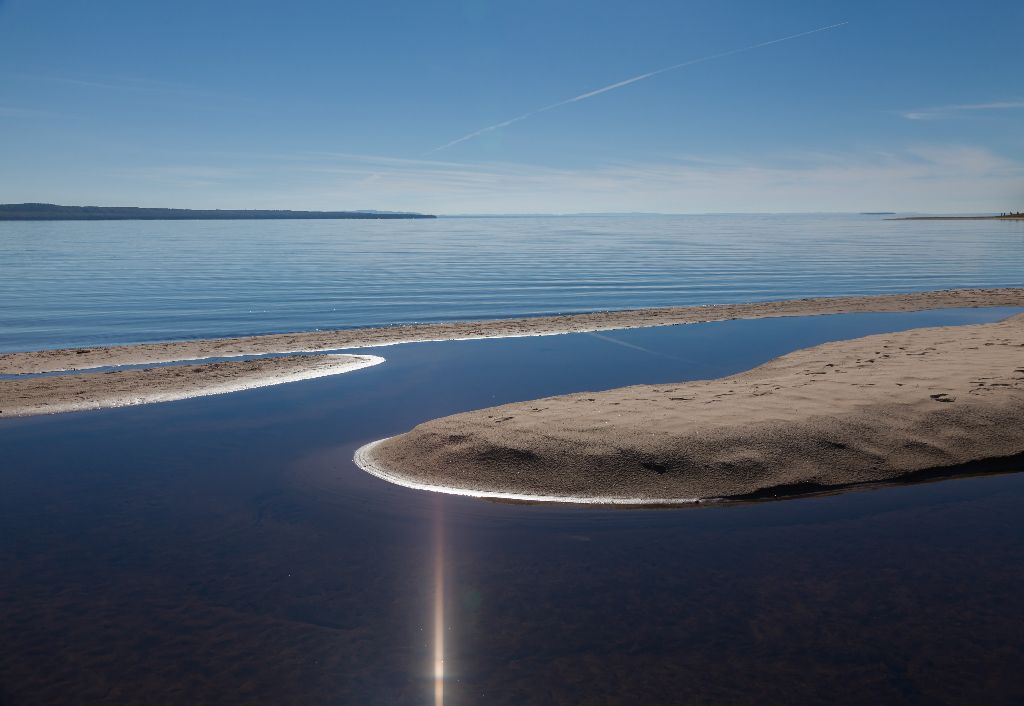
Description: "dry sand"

(359, 314), (1024, 504)
(4, 288), (1024, 375)
(0, 354), (382, 417)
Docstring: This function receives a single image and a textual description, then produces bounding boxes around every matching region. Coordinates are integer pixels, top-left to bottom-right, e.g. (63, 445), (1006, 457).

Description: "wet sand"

(0, 354), (382, 417)
(3, 288), (1024, 375)
(360, 314), (1024, 504)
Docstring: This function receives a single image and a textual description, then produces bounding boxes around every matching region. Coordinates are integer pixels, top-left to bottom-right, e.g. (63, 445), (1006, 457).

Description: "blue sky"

(1, 0), (1021, 213)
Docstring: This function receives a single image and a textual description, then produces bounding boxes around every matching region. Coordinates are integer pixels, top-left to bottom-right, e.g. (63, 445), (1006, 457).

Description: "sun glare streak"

(433, 498), (446, 706)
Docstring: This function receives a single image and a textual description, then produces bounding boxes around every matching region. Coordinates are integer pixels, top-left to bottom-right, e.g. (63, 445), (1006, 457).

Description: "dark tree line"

(0, 203), (436, 221)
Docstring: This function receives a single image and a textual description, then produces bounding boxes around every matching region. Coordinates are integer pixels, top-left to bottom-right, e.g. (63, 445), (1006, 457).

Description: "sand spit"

(0, 354), (382, 417)
(3, 288), (1024, 376)
(359, 315), (1024, 504)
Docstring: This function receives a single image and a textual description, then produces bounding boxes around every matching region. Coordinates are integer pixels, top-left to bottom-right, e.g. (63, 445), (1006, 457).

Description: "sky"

(0, 0), (1022, 214)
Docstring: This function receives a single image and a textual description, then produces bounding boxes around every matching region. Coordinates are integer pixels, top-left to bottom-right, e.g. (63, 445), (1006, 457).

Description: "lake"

(3, 308), (1024, 704)
(2, 214), (1023, 351)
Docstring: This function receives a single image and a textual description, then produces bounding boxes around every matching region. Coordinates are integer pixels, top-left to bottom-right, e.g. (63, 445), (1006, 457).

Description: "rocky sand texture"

(0, 354), (381, 417)
(361, 314), (1024, 503)
(3, 288), (1024, 375)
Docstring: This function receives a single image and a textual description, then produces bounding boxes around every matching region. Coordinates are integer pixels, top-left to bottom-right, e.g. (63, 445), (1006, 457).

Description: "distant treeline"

(0, 203), (436, 221)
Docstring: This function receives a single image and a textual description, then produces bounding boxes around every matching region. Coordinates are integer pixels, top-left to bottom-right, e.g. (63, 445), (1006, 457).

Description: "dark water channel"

(2, 308), (1023, 705)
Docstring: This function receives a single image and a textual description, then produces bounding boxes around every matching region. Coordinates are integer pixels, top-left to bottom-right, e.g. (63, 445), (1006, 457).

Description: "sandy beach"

(0, 354), (382, 417)
(3, 288), (1024, 376)
(359, 313), (1024, 504)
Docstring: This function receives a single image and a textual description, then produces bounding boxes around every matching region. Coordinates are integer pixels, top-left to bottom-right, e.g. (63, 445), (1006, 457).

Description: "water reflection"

(434, 498), (447, 706)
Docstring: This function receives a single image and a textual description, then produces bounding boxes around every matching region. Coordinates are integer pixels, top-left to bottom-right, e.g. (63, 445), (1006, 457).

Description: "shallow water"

(3, 309), (1023, 704)
(2, 214), (1023, 351)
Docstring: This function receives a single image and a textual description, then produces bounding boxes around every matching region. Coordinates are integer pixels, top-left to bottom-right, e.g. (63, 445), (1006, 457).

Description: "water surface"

(2, 214), (1022, 351)
(3, 309), (1023, 704)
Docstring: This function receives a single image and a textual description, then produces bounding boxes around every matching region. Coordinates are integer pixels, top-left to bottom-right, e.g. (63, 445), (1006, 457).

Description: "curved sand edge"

(359, 315), (1024, 504)
(4, 287), (1024, 375)
(0, 354), (383, 418)
(354, 438), (701, 505)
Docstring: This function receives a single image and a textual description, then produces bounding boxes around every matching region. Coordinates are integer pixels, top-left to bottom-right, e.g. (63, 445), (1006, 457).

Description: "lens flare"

(433, 498), (446, 706)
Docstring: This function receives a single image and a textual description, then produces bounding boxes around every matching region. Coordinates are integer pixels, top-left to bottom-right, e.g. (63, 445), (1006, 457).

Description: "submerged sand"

(360, 314), (1024, 504)
(3, 288), (1024, 375)
(0, 354), (382, 417)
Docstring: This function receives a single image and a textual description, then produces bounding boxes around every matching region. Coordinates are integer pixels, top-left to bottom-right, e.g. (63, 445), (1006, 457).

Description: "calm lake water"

(3, 308), (1024, 704)
(1, 214), (1023, 351)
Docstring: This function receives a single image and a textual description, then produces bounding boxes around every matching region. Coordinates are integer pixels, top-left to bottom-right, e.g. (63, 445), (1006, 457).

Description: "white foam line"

(26, 354), (385, 416)
(353, 437), (700, 506)
(154, 353), (386, 400)
(334, 326), (611, 350)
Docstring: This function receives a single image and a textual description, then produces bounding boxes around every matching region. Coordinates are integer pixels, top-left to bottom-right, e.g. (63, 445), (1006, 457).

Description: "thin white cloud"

(902, 100), (1024, 120)
(116, 165), (253, 180)
(3, 72), (240, 104)
(110, 165), (255, 189)
(89, 145), (1022, 215)
(426, 21), (849, 154)
(0, 105), (55, 118)
(7, 72), (191, 93)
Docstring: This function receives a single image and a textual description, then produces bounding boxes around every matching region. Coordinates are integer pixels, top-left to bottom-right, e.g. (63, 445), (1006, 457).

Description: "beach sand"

(360, 314), (1024, 504)
(0, 354), (382, 417)
(3, 288), (1024, 375)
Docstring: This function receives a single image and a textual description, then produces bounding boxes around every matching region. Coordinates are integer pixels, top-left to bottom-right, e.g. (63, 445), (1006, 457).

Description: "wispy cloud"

(8, 72), (191, 93)
(98, 145), (1022, 215)
(112, 165), (255, 189)
(902, 99), (1024, 120)
(427, 21), (849, 154)
(0, 104), (56, 118)
(3, 72), (241, 104)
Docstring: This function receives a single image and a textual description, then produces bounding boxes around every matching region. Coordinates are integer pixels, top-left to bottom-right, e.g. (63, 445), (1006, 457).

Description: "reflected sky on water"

(2, 213), (1023, 351)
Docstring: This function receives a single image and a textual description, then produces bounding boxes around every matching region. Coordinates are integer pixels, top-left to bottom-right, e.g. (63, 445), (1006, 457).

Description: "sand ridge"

(360, 314), (1024, 503)
(0, 354), (382, 417)
(3, 288), (1024, 375)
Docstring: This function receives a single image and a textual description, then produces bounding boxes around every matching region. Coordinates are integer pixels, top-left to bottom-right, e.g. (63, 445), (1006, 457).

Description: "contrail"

(426, 21), (848, 154)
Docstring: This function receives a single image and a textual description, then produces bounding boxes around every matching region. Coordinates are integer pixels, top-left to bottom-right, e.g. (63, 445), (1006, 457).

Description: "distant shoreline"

(887, 214), (1024, 221)
(0, 203), (436, 221)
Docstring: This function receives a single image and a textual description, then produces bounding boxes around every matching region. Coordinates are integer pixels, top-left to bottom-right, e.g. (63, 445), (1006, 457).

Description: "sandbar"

(3, 288), (1024, 375)
(0, 354), (382, 417)
(358, 314), (1024, 504)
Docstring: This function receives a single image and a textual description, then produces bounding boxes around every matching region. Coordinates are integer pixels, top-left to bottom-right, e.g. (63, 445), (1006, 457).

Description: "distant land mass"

(889, 212), (1023, 221)
(443, 212), (713, 218)
(0, 203), (436, 221)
